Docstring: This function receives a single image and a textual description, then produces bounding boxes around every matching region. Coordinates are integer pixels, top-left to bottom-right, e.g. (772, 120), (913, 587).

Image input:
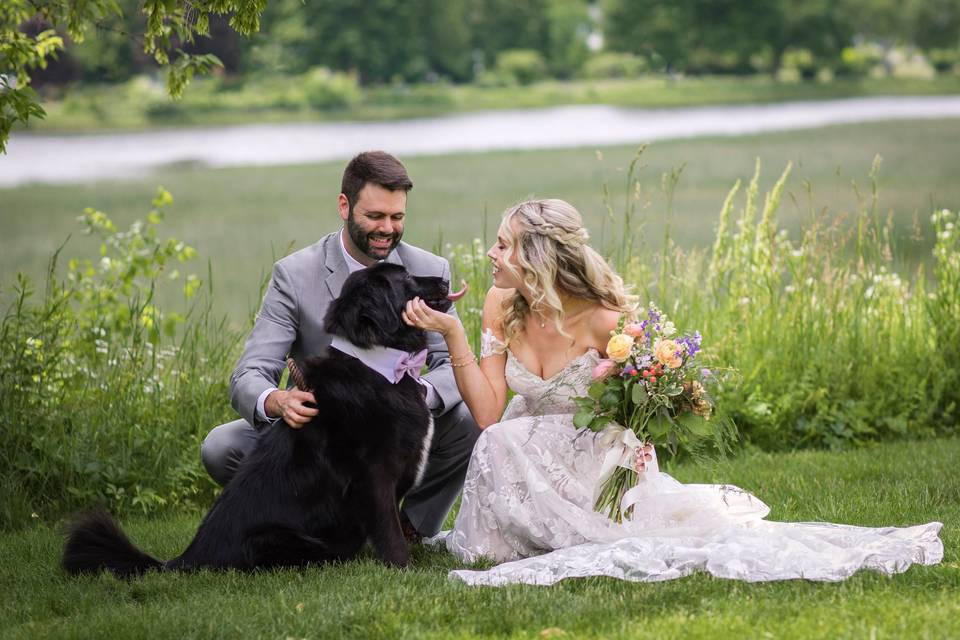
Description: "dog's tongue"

(447, 280), (469, 302)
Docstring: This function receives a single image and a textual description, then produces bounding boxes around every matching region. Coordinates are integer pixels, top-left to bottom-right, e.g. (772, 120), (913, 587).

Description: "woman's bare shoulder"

(483, 286), (514, 314)
(482, 287), (514, 332)
(589, 306), (622, 346)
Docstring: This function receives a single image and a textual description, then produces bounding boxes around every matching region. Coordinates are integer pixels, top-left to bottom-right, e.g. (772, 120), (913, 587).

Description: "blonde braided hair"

(497, 199), (637, 343)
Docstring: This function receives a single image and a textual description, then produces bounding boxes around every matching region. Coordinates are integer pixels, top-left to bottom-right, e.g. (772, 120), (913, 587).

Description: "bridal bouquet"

(573, 304), (735, 522)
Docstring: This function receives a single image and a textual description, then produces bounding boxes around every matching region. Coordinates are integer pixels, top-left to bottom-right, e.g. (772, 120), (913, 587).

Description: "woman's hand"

(635, 443), (654, 472)
(402, 297), (459, 337)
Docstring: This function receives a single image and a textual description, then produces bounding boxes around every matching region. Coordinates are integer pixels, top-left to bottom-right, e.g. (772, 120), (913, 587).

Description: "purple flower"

(701, 368), (713, 378)
(678, 331), (702, 359)
(620, 364), (637, 378)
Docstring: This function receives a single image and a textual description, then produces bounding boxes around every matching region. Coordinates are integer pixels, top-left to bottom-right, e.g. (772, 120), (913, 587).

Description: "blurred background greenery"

(15, 0), (960, 129)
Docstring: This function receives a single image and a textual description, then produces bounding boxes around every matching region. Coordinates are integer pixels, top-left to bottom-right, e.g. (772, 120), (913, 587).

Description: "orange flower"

(653, 338), (682, 369)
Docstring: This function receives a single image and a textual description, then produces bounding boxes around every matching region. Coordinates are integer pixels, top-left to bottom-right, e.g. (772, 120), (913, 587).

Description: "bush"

(494, 49), (548, 85)
(927, 49), (960, 74)
(888, 48), (936, 79)
(301, 67), (361, 110)
(781, 48), (817, 80)
(838, 44), (885, 77)
(686, 48), (747, 75)
(581, 52), (647, 79)
(0, 190), (240, 528)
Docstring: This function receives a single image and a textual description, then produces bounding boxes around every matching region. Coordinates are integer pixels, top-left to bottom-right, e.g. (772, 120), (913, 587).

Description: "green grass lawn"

(1, 437), (955, 639)
(3, 119), (959, 320)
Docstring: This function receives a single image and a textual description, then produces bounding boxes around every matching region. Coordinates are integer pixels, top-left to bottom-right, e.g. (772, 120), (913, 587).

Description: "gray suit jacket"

(230, 231), (462, 427)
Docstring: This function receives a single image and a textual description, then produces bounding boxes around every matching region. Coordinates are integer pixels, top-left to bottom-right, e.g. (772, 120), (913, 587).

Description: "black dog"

(62, 262), (458, 577)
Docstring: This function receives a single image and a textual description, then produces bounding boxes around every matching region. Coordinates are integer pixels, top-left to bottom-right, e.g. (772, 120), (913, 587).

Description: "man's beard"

(347, 212), (402, 260)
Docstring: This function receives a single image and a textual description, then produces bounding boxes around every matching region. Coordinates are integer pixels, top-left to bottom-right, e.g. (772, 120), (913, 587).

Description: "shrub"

(581, 52), (647, 79)
(494, 49), (548, 85)
(927, 49), (960, 74)
(301, 67), (361, 110)
(888, 48), (936, 79)
(838, 43), (885, 77)
(0, 190), (240, 528)
(781, 48), (817, 80)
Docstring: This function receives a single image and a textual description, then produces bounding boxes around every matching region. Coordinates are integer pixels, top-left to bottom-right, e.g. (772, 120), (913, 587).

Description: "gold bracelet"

(450, 352), (476, 367)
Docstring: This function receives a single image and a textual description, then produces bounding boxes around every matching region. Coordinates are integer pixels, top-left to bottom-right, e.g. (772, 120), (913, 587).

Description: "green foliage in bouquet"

(572, 306), (736, 521)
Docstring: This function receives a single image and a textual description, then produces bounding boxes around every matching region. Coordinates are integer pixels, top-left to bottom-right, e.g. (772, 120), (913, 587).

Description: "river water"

(3, 95), (960, 187)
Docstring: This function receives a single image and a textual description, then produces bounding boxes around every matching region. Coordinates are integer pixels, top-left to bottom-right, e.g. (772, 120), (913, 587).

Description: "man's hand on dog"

(265, 389), (318, 429)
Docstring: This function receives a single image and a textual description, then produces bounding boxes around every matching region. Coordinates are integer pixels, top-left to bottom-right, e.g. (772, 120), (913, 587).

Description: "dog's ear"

(325, 279), (403, 348)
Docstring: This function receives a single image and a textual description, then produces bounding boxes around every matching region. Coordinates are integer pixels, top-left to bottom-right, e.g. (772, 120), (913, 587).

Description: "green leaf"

(663, 381), (683, 396)
(631, 383), (648, 405)
(573, 397), (595, 410)
(573, 410), (595, 428)
(600, 389), (621, 411)
(676, 411), (713, 437)
(589, 416), (612, 431)
(647, 412), (671, 440)
(588, 381), (606, 400)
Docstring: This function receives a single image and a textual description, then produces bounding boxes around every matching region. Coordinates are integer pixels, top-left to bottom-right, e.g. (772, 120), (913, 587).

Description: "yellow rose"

(654, 338), (682, 369)
(605, 334), (634, 362)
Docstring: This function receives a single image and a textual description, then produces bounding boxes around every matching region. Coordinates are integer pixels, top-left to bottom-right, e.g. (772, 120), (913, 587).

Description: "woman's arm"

(403, 287), (510, 428)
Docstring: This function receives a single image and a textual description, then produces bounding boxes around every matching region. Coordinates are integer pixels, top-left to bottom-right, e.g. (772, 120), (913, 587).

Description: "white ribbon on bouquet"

(596, 423), (659, 520)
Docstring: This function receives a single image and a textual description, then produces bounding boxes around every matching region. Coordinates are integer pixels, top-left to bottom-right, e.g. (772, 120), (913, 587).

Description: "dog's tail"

(62, 507), (164, 579)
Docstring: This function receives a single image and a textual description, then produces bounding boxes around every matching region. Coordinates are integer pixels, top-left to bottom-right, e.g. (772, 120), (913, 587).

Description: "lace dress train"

(433, 333), (943, 587)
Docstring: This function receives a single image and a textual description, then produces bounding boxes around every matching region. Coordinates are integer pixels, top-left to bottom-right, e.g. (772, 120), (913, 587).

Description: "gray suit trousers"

(201, 403), (480, 537)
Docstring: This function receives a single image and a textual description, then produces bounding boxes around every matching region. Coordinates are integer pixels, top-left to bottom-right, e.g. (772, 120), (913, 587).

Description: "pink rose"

(591, 359), (618, 380)
(623, 323), (645, 337)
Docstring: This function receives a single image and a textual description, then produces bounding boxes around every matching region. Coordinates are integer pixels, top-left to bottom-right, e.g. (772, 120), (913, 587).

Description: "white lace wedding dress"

(432, 333), (943, 587)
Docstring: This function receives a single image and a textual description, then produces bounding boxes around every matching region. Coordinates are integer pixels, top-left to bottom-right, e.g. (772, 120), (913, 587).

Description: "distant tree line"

(22, 0), (960, 88)
(606, 0), (960, 75)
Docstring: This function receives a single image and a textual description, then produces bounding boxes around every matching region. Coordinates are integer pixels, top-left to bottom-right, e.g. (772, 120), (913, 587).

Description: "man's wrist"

(258, 387), (282, 421)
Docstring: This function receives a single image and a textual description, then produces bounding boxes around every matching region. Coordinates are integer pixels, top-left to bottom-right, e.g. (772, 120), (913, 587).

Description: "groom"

(201, 150), (481, 539)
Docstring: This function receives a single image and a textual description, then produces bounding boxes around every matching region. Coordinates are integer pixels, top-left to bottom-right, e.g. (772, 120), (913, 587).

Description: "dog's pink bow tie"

(393, 349), (428, 383)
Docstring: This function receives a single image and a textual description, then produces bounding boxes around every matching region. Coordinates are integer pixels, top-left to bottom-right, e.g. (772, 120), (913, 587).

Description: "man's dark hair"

(341, 151), (413, 211)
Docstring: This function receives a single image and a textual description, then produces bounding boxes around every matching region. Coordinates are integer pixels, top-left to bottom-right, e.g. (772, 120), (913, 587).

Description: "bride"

(402, 198), (943, 586)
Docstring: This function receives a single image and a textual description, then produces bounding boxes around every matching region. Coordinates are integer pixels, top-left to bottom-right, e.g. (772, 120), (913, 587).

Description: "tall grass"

(1, 152), (957, 529)
(0, 191), (240, 529)
(446, 150), (959, 450)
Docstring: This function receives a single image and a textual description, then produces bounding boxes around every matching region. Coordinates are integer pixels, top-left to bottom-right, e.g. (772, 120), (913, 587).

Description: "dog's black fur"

(62, 263), (453, 577)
